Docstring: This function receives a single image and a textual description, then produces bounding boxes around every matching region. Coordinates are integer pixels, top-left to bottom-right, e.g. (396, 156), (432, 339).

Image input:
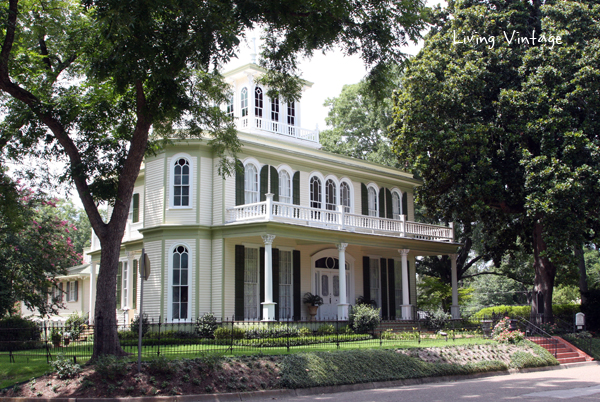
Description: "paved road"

(271, 364), (600, 402)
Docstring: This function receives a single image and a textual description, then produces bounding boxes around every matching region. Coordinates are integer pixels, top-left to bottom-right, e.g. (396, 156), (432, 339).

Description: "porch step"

(527, 336), (594, 365)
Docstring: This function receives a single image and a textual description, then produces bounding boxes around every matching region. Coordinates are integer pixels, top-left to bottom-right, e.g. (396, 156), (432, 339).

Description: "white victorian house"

(23, 63), (462, 324)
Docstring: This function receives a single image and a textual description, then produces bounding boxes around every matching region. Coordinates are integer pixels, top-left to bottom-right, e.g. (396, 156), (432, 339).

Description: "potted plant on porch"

(303, 292), (324, 321)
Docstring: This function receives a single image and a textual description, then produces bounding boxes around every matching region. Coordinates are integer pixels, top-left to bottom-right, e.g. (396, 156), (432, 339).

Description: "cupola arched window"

(310, 176), (322, 209)
(368, 186), (378, 217)
(340, 181), (351, 213)
(241, 87), (248, 117)
(255, 87), (263, 118)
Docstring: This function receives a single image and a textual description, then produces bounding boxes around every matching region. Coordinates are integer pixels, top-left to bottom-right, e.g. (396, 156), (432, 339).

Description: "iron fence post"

(44, 321), (50, 364)
(157, 316), (162, 357)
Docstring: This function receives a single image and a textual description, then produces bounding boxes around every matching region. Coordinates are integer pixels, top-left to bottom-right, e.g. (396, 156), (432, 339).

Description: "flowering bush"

(492, 317), (524, 344)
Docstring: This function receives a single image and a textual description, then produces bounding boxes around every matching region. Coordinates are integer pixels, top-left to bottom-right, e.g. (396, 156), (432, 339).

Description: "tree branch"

(38, 36), (52, 70)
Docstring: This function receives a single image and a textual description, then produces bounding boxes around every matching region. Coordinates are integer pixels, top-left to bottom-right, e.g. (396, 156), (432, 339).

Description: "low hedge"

(473, 304), (580, 321)
(509, 341), (558, 369)
(279, 349), (508, 389)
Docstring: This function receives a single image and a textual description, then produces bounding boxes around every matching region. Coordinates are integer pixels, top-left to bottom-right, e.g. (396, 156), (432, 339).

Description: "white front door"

(316, 270), (340, 319)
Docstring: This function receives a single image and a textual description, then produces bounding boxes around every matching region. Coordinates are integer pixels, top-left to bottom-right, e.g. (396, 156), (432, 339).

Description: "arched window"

(244, 163), (259, 204)
(241, 87), (248, 117)
(310, 176), (322, 209)
(279, 170), (292, 204)
(172, 245), (189, 320)
(340, 182), (351, 213)
(325, 179), (337, 211)
(392, 191), (402, 219)
(255, 87), (263, 118)
(173, 158), (190, 207)
(368, 186), (378, 217)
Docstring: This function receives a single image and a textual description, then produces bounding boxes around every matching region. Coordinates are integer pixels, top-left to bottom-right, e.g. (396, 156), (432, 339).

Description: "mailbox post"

(575, 312), (585, 331)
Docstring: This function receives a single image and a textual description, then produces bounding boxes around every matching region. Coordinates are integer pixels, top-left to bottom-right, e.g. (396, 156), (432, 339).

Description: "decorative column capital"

(398, 249), (410, 256)
(261, 234), (276, 246)
(449, 253), (458, 263)
(337, 243), (348, 252)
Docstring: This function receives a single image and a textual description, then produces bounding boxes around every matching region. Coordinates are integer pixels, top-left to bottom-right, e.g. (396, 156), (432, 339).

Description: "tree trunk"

(575, 244), (588, 305)
(92, 232), (128, 358)
(531, 217), (556, 324)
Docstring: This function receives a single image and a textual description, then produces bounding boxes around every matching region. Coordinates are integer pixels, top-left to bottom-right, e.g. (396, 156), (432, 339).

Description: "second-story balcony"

(225, 195), (454, 242)
(238, 116), (320, 145)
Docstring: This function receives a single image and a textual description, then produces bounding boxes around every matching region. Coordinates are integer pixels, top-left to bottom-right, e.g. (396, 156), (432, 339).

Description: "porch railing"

(239, 116), (319, 143)
(226, 198), (454, 242)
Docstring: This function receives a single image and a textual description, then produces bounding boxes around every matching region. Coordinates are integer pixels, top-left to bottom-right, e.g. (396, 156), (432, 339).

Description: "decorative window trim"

(241, 87), (249, 117)
(243, 158), (261, 205)
(169, 153), (193, 209)
(324, 175), (339, 211)
(339, 178), (354, 214)
(367, 183), (379, 217)
(277, 165), (294, 204)
(309, 172), (326, 209)
(391, 188), (403, 219)
(167, 242), (193, 322)
(254, 86), (264, 118)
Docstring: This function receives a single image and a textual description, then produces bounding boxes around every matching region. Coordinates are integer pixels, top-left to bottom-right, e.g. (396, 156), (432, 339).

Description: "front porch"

(221, 221), (462, 325)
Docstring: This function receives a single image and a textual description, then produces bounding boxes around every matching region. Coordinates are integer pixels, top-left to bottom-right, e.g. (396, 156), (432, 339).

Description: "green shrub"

(195, 313), (218, 338)
(147, 356), (176, 375)
(298, 327), (312, 336)
(94, 355), (129, 380)
(582, 289), (600, 332)
(316, 324), (335, 335)
(474, 304), (580, 321)
(425, 309), (451, 331)
(243, 323), (301, 339)
(131, 313), (150, 337)
(337, 325), (354, 334)
(492, 317), (524, 344)
(0, 316), (42, 351)
(64, 312), (87, 341)
(349, 304), (381, 334)
(50, 353), (81, 379)
(214, 326), (245, 340)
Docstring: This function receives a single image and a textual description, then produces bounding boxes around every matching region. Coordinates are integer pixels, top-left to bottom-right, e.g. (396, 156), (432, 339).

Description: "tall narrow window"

(244, 248), (259, 320)
(255, 87), (263, 118)
(66, 281), (78, 302)
(173, 158), (190, 207)
(368, 187), (378, 217)
(244, 164), (259, 204)
(392, 191), (402, 219)
(241, 88), (248, 117)
(172, 246), (189, 320)
(129, 193), (140, 222)
(116, 263), (122, 309)
(325, 179), (337, 211)
(279, 170), (291, 204)
(279, 250), (292, 320)
(287, 101), (296, 135)
(226, 95), (234, 117)
(340, 182), (351, 213)
(271, 97), (279, 130)
(310, 176), (322, 209)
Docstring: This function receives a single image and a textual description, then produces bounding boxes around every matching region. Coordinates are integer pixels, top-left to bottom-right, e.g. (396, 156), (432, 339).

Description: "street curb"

(1, 361), (598, 402)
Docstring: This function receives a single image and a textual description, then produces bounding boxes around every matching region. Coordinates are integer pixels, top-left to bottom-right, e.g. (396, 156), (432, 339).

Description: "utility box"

(575, 312), (585, 330)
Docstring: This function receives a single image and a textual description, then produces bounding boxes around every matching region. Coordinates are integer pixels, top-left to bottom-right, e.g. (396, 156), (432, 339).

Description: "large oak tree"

(392, 0), (600, 323)
(1, 0), (427, 356)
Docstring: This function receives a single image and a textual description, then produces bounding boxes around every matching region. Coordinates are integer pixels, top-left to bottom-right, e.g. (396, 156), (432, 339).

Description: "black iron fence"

(0, 315), (487, 363)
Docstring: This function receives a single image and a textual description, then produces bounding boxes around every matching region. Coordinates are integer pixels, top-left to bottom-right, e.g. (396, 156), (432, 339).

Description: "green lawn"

(0, 336), (494, 389)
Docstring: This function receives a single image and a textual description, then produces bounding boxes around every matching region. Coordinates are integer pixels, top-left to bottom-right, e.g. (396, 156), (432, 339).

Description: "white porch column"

(261, 234), (276, 321)
(337, 243), (349, 320)
(399, 249), (412, 320)
(450, 254), (460, 319)
(89, 262), (97, 324)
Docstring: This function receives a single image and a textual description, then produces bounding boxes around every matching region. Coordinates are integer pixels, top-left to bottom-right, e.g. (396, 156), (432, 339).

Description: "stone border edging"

(1, 361), (598, 402)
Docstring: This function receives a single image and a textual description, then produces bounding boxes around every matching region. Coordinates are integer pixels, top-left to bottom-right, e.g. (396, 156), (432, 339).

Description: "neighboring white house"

(22, 63), (462, 324)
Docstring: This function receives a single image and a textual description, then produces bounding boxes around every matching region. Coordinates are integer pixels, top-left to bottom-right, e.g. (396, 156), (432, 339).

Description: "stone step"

(558, 356), (587, 364)
(556, 352), (580, 359)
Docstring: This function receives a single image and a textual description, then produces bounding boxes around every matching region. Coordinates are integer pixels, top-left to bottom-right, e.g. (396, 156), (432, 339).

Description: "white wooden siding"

(224, 168), (236, 221)
(144, 159), (164, 228)
(212, 159), (224, 226)
(211, 239), (223, 318)
(199, 157), (214, 226)
(198, 239), (212, 314)
(222, 240), (235, 319)
(142, 240), (162, 318)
